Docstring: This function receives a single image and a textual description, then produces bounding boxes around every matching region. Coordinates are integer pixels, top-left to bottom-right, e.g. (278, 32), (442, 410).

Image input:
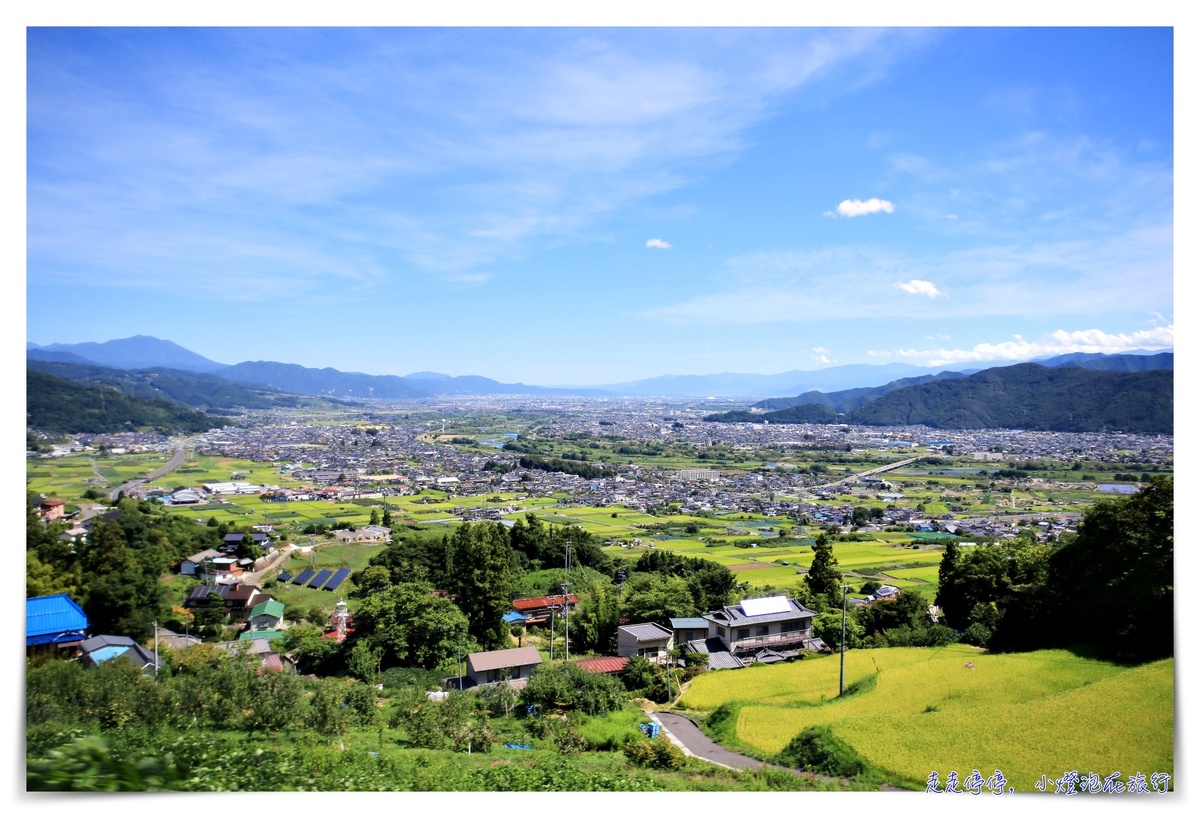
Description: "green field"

(678, 646), (1173, 791)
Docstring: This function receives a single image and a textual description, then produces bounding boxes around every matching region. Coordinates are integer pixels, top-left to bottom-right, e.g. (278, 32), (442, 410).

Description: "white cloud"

(894, 279), (944, 298)
(882, 325), (1175, 366)
(646, 238), (672, 249)
(835, 197), (895, 217)
(811, 347), (834, 364)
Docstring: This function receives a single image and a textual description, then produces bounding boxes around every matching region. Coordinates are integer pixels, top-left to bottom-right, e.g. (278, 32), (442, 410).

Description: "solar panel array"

(292, 568), (316, 586)
(308, 569), (333, 589)
(324, 567), (351, 592)
(740, 596), (792, 617)
(277, 571), (293, 583)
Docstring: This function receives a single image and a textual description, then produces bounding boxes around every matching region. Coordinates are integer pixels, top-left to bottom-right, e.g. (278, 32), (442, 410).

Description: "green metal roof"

(249, 599), (285, 619)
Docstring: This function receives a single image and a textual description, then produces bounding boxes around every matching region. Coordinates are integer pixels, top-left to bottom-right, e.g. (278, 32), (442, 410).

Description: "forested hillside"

(26, 370), (222, 434)
(705, 363), (1173, 434)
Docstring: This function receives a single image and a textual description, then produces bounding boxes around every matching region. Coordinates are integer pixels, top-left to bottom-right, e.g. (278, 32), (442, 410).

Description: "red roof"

(574, 656), (629, 674)
(513, 594), (578, 612)
(41, 500), (64, 507)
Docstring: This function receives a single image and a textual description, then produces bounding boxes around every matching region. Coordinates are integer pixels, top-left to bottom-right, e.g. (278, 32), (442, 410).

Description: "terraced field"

(679, 646), (1173, 791)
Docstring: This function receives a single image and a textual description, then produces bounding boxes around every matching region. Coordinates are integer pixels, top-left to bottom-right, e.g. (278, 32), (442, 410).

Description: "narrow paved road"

(652, 711), (909, 791)
(653, 712), (770, 772)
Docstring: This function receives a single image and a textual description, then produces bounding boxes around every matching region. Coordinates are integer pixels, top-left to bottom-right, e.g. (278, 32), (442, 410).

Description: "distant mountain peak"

(31, 336), (228, 373)
(404, 371), (452, 380)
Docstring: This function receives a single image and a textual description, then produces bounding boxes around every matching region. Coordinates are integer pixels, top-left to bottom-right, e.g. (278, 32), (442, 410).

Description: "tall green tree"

(804, 534), (842, 600)
(445, 523), (514, 650)
(1046, 476), (1173, 659)
(571, 585), (620, 654)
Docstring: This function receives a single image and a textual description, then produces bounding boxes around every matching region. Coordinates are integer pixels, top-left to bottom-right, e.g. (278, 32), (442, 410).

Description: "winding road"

(650, 711), (909, 791)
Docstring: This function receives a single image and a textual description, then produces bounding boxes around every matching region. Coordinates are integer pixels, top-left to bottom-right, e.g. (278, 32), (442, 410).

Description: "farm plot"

(717, 648), (1170, 792)
(680, 645), (984, 710)
(829, 658), (1174, 791)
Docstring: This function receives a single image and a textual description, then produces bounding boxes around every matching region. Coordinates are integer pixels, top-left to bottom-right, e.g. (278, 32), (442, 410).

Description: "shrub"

(774, 726), (866, 777)
(962, 622), (993, 647)
(622, 737), (686, 770)
(522, 662), (627, 715)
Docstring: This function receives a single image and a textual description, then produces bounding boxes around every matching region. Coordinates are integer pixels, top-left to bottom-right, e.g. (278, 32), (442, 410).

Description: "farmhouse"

(181, 548), (223, 576)
(39, 499), (65, 521)
(511, 594), (577, 626)
(26, 594), (89, 649)
(79, 635), (162, 674)
(617, 622), (675, 664)
(464, 645), (542, 687)
(684, 595), (826, 668)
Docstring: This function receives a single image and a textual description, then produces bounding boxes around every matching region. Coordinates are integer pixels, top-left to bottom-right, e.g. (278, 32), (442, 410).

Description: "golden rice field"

(681, 646), (1173, 792)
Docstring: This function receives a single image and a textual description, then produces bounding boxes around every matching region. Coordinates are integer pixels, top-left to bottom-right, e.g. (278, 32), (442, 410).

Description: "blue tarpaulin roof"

(26, 594), (89, 646)
(502, 611), (528, 624)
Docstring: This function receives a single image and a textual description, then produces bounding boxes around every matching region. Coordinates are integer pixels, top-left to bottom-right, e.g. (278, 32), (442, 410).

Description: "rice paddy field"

(679, 646), (1174, 791)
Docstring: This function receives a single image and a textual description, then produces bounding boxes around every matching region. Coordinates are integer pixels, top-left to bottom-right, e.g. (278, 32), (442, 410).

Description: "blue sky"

(25, 26), (1175, 385)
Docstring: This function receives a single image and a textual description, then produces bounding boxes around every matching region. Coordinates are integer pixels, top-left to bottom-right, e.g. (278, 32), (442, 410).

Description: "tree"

(858, 589), (928, 637)
(814, 610), (864, 651)
(621, 574), (698, 625)
(570, 585), (620, 654)
(351, 582), (474, 669)
(308, 679), (350, 740)
(369, 508), (382, 526)
(348, 641), (383, 685)
(1045, 476), (1173, 659)
(276, 625), (342, 676)
(352, 565), (392, 598)
(445, 522), (513, 650)
(804, 534), (842, 599)
(935, 542), (968, 628)
(521, 662), (627, 715)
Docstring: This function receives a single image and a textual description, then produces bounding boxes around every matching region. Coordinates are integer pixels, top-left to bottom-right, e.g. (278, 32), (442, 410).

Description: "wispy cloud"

(894, 279), (944, 297)
(869, 325), (1174, 366)
(811, 347), (834, 364)
(646, 238), (672, 249)
(28, 28), (911, 299)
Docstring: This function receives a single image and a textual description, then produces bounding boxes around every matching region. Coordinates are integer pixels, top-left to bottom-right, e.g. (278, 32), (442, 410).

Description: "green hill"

(705, 363), (1172, 434)
(26, 370), (223, 434)
(847, 363), (1172, 434)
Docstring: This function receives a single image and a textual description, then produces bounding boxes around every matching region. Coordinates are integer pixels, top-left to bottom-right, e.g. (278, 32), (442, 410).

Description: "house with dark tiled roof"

(80, 635), (162, 674)
(683, 595), (826, 669)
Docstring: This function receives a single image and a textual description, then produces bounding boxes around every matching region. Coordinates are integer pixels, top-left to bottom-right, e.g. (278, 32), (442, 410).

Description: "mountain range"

(27, 336), (1174, 430)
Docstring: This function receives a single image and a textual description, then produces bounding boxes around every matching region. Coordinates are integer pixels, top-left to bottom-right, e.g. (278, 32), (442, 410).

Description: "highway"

(108, 441), (190, 501)
(803, 456), (921, 494)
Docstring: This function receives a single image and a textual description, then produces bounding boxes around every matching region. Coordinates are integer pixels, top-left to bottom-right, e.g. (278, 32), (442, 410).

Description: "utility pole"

(153, 620), (159, 679)
(563, 540), (571, 661)
(839, 583), (850, 697)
